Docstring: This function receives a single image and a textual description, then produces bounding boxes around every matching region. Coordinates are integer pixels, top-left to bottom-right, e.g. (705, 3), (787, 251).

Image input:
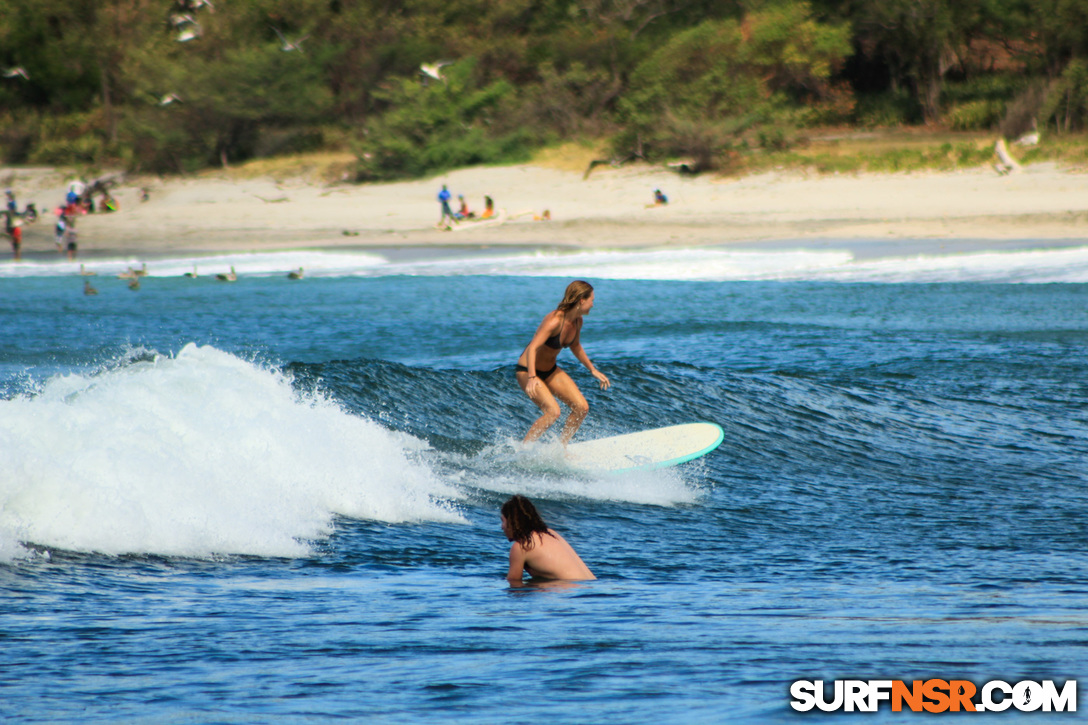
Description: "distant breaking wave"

(3, 244), (1088, 283)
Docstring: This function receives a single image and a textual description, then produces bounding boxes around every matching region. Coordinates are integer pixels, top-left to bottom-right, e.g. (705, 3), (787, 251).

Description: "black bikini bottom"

(516, 364), (557, 381)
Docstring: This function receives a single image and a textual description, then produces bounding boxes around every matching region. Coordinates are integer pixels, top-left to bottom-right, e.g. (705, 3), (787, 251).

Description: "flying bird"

(169, 13), (197, 27)
(176, 0), (214, 11)
(3, 67), (29, 80)
(420, 61), (452, 84)
(159, 93), (183, 106)
(176, 22), (202, 42)
(271, 27), (309, 53)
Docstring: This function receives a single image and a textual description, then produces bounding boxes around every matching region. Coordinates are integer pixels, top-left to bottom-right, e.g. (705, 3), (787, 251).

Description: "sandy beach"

(4, 160), (1088, 259)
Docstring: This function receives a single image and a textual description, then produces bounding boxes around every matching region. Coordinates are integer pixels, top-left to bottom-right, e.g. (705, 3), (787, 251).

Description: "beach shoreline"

(4, 161), (1088, 261)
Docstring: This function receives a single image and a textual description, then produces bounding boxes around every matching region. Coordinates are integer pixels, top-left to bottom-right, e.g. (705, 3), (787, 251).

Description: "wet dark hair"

(501, 495), (554, 550)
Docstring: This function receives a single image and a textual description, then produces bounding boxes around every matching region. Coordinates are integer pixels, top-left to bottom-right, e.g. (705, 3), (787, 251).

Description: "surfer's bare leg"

(545, 369), (589, 444)
(517, 370), (562, 442)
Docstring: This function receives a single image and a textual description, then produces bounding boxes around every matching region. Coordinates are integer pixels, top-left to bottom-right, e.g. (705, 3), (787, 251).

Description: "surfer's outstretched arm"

(569, 340), (610, 390)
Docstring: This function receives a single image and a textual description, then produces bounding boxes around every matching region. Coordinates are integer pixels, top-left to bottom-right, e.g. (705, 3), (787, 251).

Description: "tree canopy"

(0, 0), (1080, 177)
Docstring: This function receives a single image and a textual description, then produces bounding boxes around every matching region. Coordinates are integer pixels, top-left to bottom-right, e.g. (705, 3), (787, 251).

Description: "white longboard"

(565, 422), (724, 473)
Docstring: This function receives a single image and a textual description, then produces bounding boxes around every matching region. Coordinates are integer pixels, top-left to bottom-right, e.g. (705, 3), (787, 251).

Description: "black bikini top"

(544, 317), (574, 350)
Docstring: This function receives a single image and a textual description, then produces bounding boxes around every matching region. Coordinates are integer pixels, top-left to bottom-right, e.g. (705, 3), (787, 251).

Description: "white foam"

(457, 439), (704, 507)
(382, 245), (1088, 283)
(0, 250), (388, 279)
(0, 344), (463, 561)
(4, 244), (1088, 283)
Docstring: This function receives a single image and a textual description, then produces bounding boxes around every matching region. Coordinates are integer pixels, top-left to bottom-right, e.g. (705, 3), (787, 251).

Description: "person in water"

(501, 495), (595, 584)
(516, 279), (610, 443)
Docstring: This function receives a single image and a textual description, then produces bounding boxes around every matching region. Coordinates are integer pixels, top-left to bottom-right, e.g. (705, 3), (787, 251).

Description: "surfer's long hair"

(556, 280), (593, 314)
(501, 495), (554, 550)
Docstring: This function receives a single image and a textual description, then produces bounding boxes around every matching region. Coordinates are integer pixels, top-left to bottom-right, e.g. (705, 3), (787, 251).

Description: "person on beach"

(437, 184), (455, 227)
(455, 194), (474, 220)
(653, 188), (668, 205)
(516, 280), (610, 444)
(501, 495), (595, 585)
(55, 214), (67, 252)
(481, 195), (494, 219)
(5, 211), (22, 260)
(66, 227), (78, 260)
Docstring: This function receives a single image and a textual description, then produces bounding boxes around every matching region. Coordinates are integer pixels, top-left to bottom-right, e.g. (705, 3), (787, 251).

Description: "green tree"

(356, 58), (530, 179)
(618, 4), (850, 166)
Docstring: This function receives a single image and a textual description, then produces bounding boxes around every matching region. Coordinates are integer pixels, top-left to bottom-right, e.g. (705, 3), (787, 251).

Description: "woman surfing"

(515, 280), (610, 443)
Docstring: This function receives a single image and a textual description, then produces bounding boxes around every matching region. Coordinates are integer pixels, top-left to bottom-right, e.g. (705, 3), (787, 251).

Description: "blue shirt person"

(437, 185), (455, 226)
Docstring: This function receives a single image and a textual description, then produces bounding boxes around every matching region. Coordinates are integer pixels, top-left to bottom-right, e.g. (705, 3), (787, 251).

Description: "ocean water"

(2, 243), (1087, 722)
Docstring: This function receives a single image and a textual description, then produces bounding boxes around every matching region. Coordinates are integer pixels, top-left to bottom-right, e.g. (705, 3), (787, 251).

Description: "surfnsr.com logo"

(790, 679), (1077, 713)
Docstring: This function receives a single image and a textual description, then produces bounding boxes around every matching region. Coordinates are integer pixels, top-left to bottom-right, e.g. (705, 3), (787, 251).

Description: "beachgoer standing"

(65, 187), (80, 215)
(5, 211), (21, 260)
(515, 280), (610, 443)
(55, 215), (67, 252)
(500, 495), (595, 585)
(437, 184), (455, 226)
(66, 227), (78, 260)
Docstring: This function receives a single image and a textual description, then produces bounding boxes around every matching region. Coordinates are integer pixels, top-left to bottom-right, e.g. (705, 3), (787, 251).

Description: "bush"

(854, 89), (920, 127)
(614, 7), (851, 165)
(355, 60), (534, 180)
(1001, 84), (1046, 138)
(946, 99), (1003, 130)
(1041, 60), (1088, 134)
(29, 135), (103, 165)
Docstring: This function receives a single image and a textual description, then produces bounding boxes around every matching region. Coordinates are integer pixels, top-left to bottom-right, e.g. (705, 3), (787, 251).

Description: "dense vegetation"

(1, 0), (1087, 179)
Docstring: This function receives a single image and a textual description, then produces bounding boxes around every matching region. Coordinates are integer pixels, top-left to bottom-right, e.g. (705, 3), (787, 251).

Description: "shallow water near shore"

(2, 244), (1087, 722)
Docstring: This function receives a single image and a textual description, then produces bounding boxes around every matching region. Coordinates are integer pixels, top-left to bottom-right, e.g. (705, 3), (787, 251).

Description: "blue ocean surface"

(2, 243), (1087, 722)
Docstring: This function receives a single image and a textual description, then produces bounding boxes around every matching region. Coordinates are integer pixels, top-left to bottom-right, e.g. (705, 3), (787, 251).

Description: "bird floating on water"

(84, 280), (98, 295)
(216, 266), (237, 282)
(79, 264), (96, 276)
(184, 265), (198, 278)
(287, 267), (304, 280)
(128, 278), (141, 291)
